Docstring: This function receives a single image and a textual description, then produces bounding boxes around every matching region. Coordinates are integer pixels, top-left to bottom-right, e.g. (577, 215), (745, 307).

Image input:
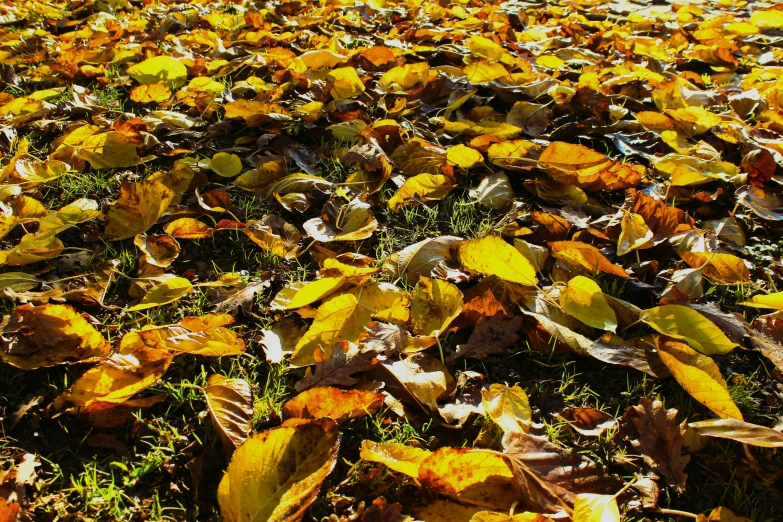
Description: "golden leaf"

(217, 419), (340, 522)
(657, 341), (742, 420)
(640, 304), (737, 355)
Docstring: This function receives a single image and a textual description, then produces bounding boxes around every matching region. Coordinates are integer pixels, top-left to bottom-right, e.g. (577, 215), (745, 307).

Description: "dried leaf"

(205, 374), (253, 452)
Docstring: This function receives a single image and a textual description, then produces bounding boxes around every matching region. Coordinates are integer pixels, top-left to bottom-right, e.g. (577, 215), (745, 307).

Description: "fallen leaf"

(560, 276), (618, 332)
(550, 241), (629, 278)
(657, 341), (742, 420)
(0, 304), (110, 369)
(482, 384), (532, 433)
(205, 374), (254, 452)
(459, 235), (538, 286)
(688, 418), (783, 448)
(620, 397), (689, 493)
(282, 387), (384, 423)
(127, 276), (194, 311)
(217, 418), (340, 522)
(360, 440), (432, 478)
(640, 305), (738, 355)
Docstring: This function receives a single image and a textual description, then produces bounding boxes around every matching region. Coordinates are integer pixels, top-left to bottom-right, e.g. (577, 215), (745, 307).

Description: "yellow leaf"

(217, 419), (340, 522)
(388, 174), (455, 212)
(129, 84), (171, 104)
(549, 241), (630, 278)
(210, 152), (243, 178)
(244, 215), (301, 259)
(78, 131), (153, 170)
(411, 277), (463, 337)
(573, 494), (620, 522)
(481, 383), (532, 433)
(0, 304), (111, 370)
(360, 440), (432, 478)
(657, 341), (743, 420)
(536, 55), (564, 69)
(282, 387), (384, 423)
(378, 62), (430, 92)
(104, 180), (174, 240)
(55, 347), (173, 408)
(463, 61), (508, 84)
(205, 375), (254, 451)
(640, 304), (737, 355)
(292, 282), (410, 366)
(447, 144), (483, 169)
(418, 448), (519, 510)
(327, 67), (365, 99)
(413, 502), (485, 522)
(467, 35), (505, 61)
(680, 251), (749, 284)
(751, 10), (783, 31)
(560, 276), (618, 332)
(0, 233), (64, 267)
(127, 56), (188, 89)
(271, 277), (346, 310)
(119, 318), (245, 357)
(617, 213), (653, 256)
(127, 277), (194, 311)
(459, 235), (538, 286)
(739, 291), (783, 309)
(164, 218), (213, 239)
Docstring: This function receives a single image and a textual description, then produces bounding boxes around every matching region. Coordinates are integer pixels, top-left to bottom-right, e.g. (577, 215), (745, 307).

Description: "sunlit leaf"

(640, 305), (737, 355)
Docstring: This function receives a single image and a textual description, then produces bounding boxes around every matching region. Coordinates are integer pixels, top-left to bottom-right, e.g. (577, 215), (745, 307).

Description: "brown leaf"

(295, 340), (385, 392)
(620, 397), (690, 493)
(205, 375), (254, 452)
(0, 303), (111, 370)
(282, 387), (384, 423)
(557, 408), (617, 437)
(450, 315), (523, 361)
(630, 190), (694, 240)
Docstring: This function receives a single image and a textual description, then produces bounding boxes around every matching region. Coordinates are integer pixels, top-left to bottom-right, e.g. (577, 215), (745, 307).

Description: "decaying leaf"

(217, 418), (340, 522)
(205, 374), (254, 452)
(282, 387), (384, 423)
(0, 304), (111, 369)
(620, 398), (689, 493)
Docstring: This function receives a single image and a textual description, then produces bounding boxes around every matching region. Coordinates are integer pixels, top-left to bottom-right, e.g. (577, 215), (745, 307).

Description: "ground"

(0, 0), (783, 520)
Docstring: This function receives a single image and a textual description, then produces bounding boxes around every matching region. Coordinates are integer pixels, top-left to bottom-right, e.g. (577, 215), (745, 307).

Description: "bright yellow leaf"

(560, 276), (618, 332)
(459, 235), (538, 286)
(640, 304), (737, 355)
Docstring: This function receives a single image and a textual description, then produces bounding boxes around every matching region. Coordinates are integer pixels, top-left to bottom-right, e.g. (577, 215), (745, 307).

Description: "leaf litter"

(0, 0), (783, 519)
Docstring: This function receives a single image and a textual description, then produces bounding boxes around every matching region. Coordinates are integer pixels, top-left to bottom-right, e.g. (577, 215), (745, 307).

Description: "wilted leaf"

(679, 252), (749, 284)
(550, 242), (629, 278)
(557, 408), (617, 437)
(0, 304), (110, 370)
(217, 418), (340, 522)
(469, 173), (514, 209)
(292, 283), (409, 366)
(282, 387), (384, 423)
(104, 180), (175, 241)
(620, 397), (689, 493)
(245, 215), (301, 260)
(688, 418), (783, 448)
(418, 448), (519, 510)
(205, 374), (253, 452)
(411, 277), (463, 338)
